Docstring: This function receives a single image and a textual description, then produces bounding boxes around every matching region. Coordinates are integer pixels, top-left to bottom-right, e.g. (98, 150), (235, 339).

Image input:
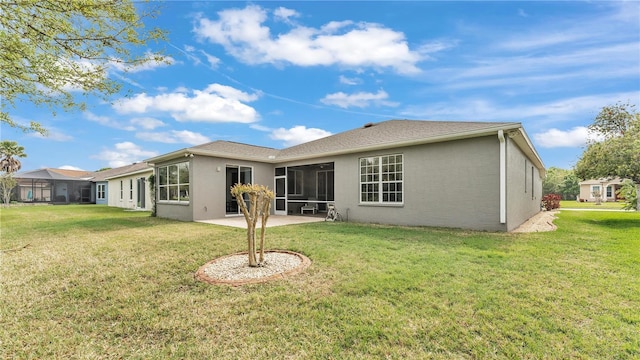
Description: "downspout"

(498, 130), (506, 224)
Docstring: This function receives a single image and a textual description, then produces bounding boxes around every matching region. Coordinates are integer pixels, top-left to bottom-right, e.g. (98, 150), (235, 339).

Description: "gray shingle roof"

(91, 162), (152, 181)
(277, 120), (519, 160)
(189, 140), (280, 160)
(14, 168), (95, 181)
(147, 119), (530, 165)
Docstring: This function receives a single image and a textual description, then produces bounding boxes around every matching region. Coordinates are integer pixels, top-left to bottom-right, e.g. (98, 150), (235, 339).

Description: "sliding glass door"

(225, 165), (252, 215)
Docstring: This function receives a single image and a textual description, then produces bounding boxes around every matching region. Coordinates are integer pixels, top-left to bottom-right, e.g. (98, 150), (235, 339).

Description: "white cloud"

(533, 127), (604, 148)
(93, 142), (158, 168)
(320, 90), (398, 108)
(412, 5), (639, 97)
(84, 111), (136, 131)
(54, 59), (105, 92)
(274, 7), (299, 22)
(270, 126), (332, 147)
(136, 130), (210, 145)
(113, 84), (260, 123)
(200, 50), (220, 68)
(401, 92), (640, 125)
(417, 39), (459, 57)
(339, 75), (361, 85)
(130, 117), (166, 130)
(250, 124), (272, 132)
(28, 127), (73, 142)
(193, 5), (425, 74)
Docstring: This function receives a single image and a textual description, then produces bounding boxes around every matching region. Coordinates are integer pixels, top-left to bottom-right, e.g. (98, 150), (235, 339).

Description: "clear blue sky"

(4, 1), (639, 172)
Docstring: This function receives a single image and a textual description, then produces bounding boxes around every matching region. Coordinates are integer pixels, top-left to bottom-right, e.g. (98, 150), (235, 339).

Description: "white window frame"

(97, 184), (106, 200)
(129, 179), (133, 200)
(359, 154), (404, 205)
(157, 162), (190, 204)
(119, 180), (123, 199)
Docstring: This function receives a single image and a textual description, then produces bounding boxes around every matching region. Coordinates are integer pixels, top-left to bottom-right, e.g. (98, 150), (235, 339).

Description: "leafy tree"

(230, 183), (275, 267)
(575, 102), (640, 210)
(0, 174), (17, 205)
(542, 167), (564, 195)
(617, 180), (638, 211)
(543, 167), (579, 200)
(558, 172), (580, 201)
(0, 1), (167, 134)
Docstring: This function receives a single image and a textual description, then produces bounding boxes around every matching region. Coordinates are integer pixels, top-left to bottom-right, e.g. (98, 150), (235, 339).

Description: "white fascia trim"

(104, 168), (153, 181)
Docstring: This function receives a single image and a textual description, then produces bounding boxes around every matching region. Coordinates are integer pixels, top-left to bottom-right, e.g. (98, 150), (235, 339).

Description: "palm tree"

(0, 140), (27, 173)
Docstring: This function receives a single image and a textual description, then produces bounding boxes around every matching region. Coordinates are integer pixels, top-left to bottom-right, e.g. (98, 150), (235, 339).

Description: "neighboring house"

(13, 168), (96, 204)
(578, 178), (624, 202)
(91, 163), (153, 210)
(12, 163), (153, 209)
(145, 120), (545, 232)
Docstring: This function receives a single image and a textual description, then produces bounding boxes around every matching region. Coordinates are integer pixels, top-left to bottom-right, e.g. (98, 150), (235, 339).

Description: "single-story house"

(12, 163), (153, 209)
(578, 178), (624, 202)
(13, 168), (96, 204)
(91, 162), (153, 210)
(145, 120), (545, 232)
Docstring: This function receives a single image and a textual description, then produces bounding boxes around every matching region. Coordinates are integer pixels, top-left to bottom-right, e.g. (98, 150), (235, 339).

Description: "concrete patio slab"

(196, 215), (326, 228)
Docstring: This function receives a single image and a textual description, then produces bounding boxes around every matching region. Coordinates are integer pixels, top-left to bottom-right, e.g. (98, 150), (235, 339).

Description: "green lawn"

(1, 205), (639, 359)
(560, 199), (627, 210)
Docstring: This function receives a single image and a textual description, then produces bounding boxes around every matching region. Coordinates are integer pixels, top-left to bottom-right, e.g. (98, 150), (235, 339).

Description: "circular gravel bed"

(195, 250), (311, 286)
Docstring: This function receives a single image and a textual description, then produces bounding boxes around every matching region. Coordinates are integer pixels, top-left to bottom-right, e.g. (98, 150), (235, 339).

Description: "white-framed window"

(591, 185), (601, 197)
(120, 180), (123, 199)
(157, 162), (190, 203)
(129, 179), (133, 200)
(359, 154), (403, 204)
(97, 184), (106, 200)
(606, 186), (613, 198)
(288, 169), (303, 196)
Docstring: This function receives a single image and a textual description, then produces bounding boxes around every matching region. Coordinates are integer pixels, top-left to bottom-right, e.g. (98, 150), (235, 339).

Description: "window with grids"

(97, 184), (106, 200)
(359, 154), (403, 204)
(157, 162), (190, 203)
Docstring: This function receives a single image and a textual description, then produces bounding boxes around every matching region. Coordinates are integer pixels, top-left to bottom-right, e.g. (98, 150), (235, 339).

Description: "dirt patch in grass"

(195, 250), (312, 286)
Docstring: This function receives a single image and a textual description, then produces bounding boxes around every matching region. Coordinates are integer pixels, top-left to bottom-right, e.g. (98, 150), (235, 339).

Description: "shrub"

(616, 180), (638, 211)
(542, 194), (561, 210)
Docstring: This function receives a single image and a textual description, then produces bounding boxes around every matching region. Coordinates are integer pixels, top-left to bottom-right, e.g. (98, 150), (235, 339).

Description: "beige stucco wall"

(107, 171), (153, 211)
(155, 156), (275, 221)
(154, 134), (544, 231)
(332, 135), (506, 231)
(505, 137), (543, 231)
(191, 156), (274, 221)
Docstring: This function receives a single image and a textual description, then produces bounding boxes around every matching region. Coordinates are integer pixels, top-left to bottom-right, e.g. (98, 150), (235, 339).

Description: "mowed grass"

(1, 205), (639, 359)
(560, 199), (628, 210)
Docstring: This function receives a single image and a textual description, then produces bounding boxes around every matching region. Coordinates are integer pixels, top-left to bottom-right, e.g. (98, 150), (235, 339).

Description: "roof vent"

(363, 122), (374, 128)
